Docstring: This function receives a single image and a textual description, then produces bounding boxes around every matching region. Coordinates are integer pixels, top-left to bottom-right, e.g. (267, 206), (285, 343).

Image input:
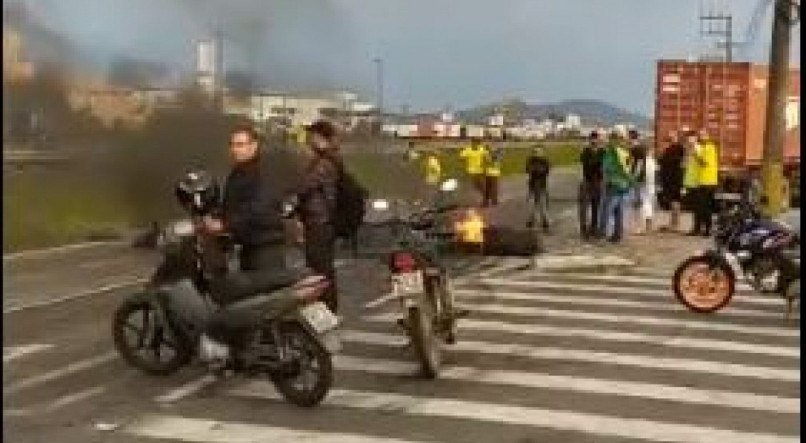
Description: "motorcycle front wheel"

(112, 295), (191, 375)
(408, 305), (440, 378)
(672, 256), (736, 313)
(269, 322), (333, 407)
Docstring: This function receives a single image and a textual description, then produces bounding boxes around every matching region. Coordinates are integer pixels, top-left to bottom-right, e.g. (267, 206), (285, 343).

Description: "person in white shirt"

(631, 145), (658, 234)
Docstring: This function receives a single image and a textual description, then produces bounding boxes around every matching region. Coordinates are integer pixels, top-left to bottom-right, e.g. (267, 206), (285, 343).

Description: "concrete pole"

(760, 0), (794, 216)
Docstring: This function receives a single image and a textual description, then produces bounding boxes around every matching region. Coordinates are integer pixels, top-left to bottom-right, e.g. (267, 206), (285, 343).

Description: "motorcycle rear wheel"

(269, 323), (333, 407)
(112, 296), (191, 375)
(408, 305), (440, 378)
(673, 256), (735, 313)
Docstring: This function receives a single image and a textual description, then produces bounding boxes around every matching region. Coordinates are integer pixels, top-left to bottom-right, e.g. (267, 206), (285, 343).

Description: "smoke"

(9, 0), (362, 92)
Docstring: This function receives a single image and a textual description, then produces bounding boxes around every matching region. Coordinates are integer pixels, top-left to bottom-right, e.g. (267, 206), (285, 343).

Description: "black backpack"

(333, 165), (368, 238)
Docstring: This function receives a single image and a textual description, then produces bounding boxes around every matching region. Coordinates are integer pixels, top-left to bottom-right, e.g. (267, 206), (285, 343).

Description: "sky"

(12, 0), (802, 117)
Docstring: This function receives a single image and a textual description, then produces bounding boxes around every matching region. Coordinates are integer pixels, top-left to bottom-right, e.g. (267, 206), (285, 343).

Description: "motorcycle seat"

(210, 268), (316, 306)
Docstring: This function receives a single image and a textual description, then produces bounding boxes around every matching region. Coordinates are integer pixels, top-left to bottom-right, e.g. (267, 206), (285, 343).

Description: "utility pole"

(760, 0), (798, 216)
(373, 58), (384, 129)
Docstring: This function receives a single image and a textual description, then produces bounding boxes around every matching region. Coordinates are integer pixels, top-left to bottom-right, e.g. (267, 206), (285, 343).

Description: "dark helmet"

(175, 170), (220, 215)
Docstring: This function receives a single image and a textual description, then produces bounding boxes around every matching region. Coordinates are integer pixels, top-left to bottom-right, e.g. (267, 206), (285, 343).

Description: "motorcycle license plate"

(300, 302), (339, 333)
(393, 272), (424, 295)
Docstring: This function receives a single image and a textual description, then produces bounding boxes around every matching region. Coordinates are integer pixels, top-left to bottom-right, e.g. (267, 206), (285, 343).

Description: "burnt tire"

(408, 306), (440, 378)
(673, 256), (736, 313)
(112, 295), (191, 375)
(270, 323), (333, 407)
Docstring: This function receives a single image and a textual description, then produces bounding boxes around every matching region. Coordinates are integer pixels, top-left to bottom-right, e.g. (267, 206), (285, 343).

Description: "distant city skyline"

(13, 0), (802, 117)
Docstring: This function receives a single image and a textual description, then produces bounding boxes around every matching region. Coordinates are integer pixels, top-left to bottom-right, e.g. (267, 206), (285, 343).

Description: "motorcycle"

(371, 179), (470, 378)
(112, 171), (340, 407)
(672, 193), (800, 317)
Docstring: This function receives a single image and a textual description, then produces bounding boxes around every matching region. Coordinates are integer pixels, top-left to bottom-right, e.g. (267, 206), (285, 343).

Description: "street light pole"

(373, 58), (384, 130)
(760, 0), (797, 216)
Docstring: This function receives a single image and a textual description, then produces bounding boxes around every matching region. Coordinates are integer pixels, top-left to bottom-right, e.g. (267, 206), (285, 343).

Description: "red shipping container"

(654, 60), (800, 175)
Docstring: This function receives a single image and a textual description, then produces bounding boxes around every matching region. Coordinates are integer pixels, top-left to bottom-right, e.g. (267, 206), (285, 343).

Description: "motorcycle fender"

(288, 312), (342, 355)
(701, 250), (740, 280)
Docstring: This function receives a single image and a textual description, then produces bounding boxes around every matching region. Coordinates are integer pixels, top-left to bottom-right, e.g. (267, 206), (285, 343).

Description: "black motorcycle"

(672, 193), (800, 317)
(370, 179), (470, 378)
(112, 171), (340, 407)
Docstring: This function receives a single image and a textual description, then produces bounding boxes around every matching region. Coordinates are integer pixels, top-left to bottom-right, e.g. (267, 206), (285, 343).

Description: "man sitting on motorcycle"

(196, 123), (325, 365)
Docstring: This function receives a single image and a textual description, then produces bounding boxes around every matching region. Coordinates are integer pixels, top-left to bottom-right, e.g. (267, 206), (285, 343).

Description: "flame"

(454, 208), (485, 244)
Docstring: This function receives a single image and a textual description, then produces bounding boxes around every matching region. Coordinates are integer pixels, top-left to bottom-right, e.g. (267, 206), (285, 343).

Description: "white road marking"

(5, 385), (108, 417)
(227, 383), (799, 443)
(2, 240), (130, 261)
(3, 276), (149, 314)
(4, 352), (117, 395)
(505, 272), (755, 291)
(332, 355), (798, 414)
(341, 330), (800, 382)
(155, 374), (218, 403)
(454, 289), (782, 319)
(466, 302), (799, 338)
(364, 292), (401, 309)
(3, 344), (54, 363)
(468, 278), (782, 307)
(121, 414), (420, 443)
(363, 315), (800, 358)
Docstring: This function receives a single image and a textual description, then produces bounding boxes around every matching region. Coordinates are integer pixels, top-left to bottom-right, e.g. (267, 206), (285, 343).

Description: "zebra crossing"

(4, 264), (800, 442)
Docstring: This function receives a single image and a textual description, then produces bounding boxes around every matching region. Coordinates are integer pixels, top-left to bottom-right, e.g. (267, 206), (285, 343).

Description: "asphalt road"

(3, 169), (799, 443)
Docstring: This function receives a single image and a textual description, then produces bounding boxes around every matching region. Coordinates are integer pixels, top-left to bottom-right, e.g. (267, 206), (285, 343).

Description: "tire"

(408, 305), (440, 378)
(112, 295), (191, 375)
(672, 256), (736, 313)
(270, 323), (333, 407)
(438, 276), (458, 345)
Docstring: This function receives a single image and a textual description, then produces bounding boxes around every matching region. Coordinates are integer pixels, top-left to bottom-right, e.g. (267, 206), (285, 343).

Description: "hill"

(459, 98), (650, 128)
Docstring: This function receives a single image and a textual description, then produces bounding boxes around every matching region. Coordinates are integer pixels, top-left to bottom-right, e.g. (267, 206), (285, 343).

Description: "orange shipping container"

(654, 60), (800, 175)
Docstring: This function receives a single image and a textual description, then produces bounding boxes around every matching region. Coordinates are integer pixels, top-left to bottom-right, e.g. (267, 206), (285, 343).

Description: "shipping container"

(654, 60), (800, 177)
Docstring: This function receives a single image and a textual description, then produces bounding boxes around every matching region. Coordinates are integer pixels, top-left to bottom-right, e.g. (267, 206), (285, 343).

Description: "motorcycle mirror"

(440, 178), (459, 192)
(371, 199), (390, 211)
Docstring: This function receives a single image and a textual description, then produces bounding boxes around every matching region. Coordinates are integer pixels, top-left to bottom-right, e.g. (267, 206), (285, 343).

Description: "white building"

(224, 90), (376, 128)
(564, 113), (582, 130)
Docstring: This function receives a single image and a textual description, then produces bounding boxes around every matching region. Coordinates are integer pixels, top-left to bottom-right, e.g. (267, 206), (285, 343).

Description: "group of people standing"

(577, 126), (720, 244)
(458, 139), (505, 207)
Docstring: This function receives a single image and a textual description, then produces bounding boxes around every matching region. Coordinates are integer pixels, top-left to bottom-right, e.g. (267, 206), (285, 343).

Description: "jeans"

(484, 175), (500, 207)
(599, 188), (628, 241)
(693, 185), (716, 235)
(578, 181), (601, 238)
(304, 223), (338, 313)
(529, 186), (550, 229)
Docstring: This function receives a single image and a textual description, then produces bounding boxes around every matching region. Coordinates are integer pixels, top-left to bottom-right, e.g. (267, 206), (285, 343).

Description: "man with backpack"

(297, 120), (367, 313)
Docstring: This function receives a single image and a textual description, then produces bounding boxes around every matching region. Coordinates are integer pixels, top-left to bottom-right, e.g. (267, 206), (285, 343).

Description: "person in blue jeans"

(598, 129), (634, 243)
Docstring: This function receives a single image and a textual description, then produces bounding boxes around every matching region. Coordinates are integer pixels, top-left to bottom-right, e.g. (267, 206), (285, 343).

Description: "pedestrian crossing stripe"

(453, 288), (782, 319)
(499, 271), (756, 291)
(2, 344), (53, 363)
(467, 278), (783, 308)
(364, 315), (799, 358)
(340, 330), (799, 382)
(220, 383), (798, 443)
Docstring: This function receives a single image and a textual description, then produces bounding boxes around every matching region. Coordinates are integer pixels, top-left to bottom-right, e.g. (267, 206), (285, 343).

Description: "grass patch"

(3, 141), (583, 252)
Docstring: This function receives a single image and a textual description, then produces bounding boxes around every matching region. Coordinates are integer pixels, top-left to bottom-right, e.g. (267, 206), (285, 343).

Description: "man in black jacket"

(202, 124), (301, 297)
(297, 120), (341, 313)
(525, 145), (551, 232)
(578, 131), (604, 239)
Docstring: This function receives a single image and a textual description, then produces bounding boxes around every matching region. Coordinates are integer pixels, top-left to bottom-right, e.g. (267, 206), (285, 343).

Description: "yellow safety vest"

(683, 147), (701, 189)
(459, 146), (488, 175)
(425, 156), (442, 184)
(698, 141), (719, 186)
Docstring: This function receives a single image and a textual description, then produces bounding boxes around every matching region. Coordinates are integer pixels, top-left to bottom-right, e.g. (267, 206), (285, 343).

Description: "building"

(2, 29), (34, 84)
(224, 90), (376, 128)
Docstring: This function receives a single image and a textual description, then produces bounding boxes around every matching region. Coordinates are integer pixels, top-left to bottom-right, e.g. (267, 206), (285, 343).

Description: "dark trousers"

(304, 223), (338, 313)
(470, 174), (486, 202)
(578, 181), (601, 238)
(484, 175), (500, 207)
(692, 185), (716, 235)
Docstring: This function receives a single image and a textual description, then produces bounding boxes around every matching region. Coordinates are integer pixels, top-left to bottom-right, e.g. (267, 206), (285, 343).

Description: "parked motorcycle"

(672, 193), (800, 317)
(113, 170), (340, 407)
(371, 179), (469, 378)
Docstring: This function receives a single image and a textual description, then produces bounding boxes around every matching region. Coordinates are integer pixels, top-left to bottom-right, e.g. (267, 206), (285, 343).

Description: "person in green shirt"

(598, 129), (634, 243)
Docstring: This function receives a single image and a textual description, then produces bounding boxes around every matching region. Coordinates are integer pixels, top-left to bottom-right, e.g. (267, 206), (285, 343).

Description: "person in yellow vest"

(459, 138), (489, 204)
(423, 149), (442, 204)
(692, 128), (719, 236)
(294, 124), (308, 146)
(682, 130), (702, 235)
(484, 145), (503, 207)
